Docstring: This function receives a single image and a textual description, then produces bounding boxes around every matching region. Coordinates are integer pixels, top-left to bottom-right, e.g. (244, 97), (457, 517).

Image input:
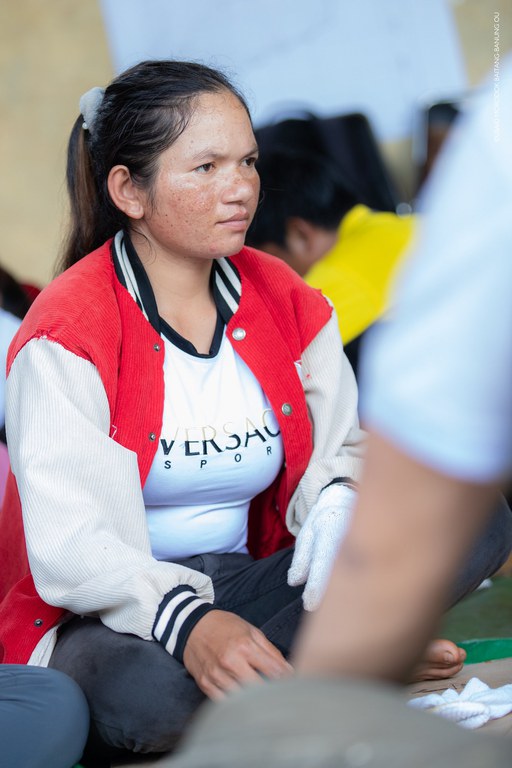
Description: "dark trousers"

(450, 494), (512, 605)
(49, 496), (512, 762)
(50, 548), (303, 762)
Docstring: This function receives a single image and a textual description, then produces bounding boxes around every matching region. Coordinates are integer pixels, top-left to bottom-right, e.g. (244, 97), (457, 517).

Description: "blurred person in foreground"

(162, 60), (512, 768)
(296, 58), (512, 684)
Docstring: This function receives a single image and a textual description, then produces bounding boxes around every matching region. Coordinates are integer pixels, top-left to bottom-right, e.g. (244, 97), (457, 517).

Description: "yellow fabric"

(305, 204), (416, 344)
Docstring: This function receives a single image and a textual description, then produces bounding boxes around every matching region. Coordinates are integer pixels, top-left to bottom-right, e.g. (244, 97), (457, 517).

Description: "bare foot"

(409, 638), (467, 682)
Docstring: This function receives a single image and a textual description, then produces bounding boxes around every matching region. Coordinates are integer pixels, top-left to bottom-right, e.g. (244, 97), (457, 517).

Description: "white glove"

(288, 483), (356, 611)
(409, 677), (512, 729)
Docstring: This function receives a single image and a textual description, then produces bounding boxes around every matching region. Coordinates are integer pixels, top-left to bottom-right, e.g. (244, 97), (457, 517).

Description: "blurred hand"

(183, 609), (293, 700)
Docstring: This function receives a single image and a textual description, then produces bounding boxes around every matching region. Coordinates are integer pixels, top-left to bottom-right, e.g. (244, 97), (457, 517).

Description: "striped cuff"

(152, 585), (215, 663)
(322, 476), (358, 492)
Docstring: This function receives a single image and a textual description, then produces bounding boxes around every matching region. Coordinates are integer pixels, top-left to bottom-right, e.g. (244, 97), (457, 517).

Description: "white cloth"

(288, 483), (356, 610)
(360, 59), (512, 483)
(144, 332), (284, 560)
(409, 677), (512, 729)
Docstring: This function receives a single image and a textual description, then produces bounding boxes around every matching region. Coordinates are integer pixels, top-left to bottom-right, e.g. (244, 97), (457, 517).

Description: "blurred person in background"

(0, 264), (40, 494)
(0, 264), (35, 320)
(0, 306), (20, 433)
(246, 149), (415, 377)
(0, 264), (40, 437)
(296, 59), (512, 684)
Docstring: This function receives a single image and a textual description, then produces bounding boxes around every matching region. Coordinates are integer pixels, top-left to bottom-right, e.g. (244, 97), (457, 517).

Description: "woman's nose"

(224, 169), (258, 204)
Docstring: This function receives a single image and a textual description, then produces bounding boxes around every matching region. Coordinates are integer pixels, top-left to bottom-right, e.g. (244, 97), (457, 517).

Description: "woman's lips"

(217, 214), (250, 231)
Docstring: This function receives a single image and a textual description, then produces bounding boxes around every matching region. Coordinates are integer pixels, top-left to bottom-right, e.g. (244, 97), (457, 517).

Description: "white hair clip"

(79, 86), (105, 134)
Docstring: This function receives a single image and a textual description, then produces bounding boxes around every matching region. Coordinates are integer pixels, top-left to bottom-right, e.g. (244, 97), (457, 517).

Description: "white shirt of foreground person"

(360, 58), (512, 483)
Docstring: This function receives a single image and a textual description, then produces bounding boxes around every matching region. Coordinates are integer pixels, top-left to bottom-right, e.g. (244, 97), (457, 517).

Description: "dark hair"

(247, 149), (360, 249)
(58, 60), (250, 272)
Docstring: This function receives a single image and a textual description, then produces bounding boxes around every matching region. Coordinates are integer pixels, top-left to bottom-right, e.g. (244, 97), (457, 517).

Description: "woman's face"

(135, 89), (260, 264)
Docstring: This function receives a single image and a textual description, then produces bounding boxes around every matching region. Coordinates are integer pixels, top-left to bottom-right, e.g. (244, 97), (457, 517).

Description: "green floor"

(442, 575), (512, 652)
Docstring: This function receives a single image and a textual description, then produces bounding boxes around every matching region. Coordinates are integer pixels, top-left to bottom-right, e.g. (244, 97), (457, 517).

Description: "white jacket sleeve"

(286, 308), (366, 535)
(6, 338), (214, 655)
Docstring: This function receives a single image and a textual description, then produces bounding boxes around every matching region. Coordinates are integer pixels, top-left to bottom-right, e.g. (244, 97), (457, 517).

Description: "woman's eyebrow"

(191, 144), (259, 163)
(191, 149), (223, 162)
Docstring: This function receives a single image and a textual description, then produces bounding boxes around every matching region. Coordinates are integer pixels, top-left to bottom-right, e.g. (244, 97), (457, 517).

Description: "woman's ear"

(285, 218), (323, 275)
(107, 165), (145, 220)
(286, 217), (337, 275)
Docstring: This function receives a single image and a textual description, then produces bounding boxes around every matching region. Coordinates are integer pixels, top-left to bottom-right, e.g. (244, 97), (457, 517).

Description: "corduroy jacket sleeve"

(6, 338), (215, 655)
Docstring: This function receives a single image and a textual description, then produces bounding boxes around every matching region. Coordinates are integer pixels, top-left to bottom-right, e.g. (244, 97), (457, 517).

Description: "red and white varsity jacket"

(0, 238), (364, 665)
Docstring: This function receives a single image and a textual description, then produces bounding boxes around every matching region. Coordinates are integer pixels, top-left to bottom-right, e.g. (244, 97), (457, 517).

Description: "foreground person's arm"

(293, 430), (501, 683)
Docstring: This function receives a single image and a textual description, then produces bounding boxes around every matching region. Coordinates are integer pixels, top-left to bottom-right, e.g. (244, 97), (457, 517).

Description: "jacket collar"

(112, 230), (242, 334)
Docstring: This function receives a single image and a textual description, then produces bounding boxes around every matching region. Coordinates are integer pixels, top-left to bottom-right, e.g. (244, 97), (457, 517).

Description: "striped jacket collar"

(112, 230), (242, 334)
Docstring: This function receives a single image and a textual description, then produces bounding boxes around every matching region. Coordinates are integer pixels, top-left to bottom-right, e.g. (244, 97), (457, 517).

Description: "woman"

(0, 60), (508, 761)
(0, 60), (363, 759)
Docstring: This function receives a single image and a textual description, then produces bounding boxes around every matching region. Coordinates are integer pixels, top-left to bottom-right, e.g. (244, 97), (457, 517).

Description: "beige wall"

(453, 0), (512, 86)
(0, 0), (111, 286)
(1, 0), (510, 288)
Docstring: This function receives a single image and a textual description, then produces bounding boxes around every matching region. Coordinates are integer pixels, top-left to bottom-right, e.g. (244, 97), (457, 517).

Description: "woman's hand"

(182, 609), (293, 700)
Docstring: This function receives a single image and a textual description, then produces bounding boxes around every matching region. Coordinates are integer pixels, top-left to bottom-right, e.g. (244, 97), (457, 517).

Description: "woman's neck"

(130, 232), (218, 355)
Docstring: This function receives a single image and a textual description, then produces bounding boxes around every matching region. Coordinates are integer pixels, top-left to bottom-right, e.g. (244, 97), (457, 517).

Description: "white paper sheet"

(99, 0), (467, 140)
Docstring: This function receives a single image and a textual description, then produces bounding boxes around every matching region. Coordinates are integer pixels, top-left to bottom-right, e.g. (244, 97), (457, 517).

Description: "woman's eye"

(196, 163), (214, 173)
(243, 156), (257, 168)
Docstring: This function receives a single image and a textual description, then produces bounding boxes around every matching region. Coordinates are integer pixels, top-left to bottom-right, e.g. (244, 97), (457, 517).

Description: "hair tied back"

(79, 86), (105, 133)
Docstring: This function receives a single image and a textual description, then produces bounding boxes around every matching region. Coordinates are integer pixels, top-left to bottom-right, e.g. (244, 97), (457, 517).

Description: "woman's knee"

(50, 617), (205, 753)
(450, 494), (512, 605)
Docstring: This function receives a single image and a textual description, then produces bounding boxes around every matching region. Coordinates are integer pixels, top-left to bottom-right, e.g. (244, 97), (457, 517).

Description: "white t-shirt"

(144, 331), (284, 560)
(360, 60), (512, 483)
